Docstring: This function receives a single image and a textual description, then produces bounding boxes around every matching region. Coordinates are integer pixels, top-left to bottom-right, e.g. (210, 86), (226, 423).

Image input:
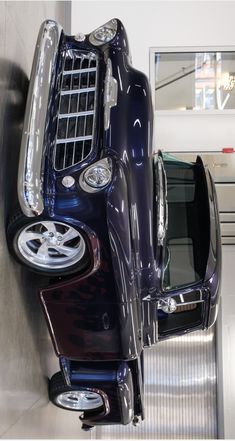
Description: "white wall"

(153, 111), (235, 152)
(72, 1), (235, 151)
(71, 1), (235, 76)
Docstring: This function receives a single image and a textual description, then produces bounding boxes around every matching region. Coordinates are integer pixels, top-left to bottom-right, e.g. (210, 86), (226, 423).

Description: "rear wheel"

(49, 372), (103, 412)
(7, 212), (89, 276)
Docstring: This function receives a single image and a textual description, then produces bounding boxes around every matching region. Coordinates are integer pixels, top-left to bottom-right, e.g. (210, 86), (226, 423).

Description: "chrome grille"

(54, 49), (98, 170)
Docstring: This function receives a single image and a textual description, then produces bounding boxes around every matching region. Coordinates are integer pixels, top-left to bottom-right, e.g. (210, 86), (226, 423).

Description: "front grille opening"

(87, 92), (95, 111)
(60, 95), (69, 114)
(80, 93), (88, 112)
(54, 49), (98, 171)
(68, 118), (77, 138)
(74, 141), (86, 164)
(64, 57), (73, 71)
(77, 117), (85, 137)
(57, 119), (67, 139)
(84, 140), (93, 157)
(64, 143), (74, 168)
(85, 115), (93, 136)
(62, 75), (71, 91)
(55, 144), (65, 170)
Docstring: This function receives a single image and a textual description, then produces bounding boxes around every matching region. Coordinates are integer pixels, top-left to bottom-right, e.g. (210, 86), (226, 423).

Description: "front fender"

(39, 162), (143, 361)
(104, 48), (153, 162)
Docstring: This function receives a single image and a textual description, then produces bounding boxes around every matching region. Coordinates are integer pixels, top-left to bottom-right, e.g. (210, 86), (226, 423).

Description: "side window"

(163, 237), (200, 290)
(162, 158), (210, 291)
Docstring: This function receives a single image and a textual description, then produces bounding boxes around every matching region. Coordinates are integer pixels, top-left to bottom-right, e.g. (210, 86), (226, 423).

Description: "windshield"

(162, 156), (210, 291)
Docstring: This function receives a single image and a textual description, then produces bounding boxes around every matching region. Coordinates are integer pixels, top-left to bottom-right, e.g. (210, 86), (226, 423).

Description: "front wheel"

(49, 372), (103, 412)
(7, 212), (89, 276)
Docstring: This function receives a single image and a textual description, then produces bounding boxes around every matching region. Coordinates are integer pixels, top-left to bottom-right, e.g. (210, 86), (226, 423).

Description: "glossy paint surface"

(40, 19), (157, 360)
(28, 17), (222, 430)
(39, 20), (221, 360)
(67, 361), (134, 426)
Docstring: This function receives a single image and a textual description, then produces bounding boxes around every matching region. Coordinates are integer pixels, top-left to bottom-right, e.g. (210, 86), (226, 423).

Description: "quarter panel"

(40, 285), (142, 360)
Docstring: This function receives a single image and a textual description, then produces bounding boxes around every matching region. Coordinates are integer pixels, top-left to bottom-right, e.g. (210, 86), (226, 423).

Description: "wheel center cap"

(43, 232), (58, 246)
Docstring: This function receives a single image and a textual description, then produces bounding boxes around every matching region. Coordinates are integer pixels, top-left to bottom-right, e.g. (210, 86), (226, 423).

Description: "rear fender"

(67, 361), (134, 426)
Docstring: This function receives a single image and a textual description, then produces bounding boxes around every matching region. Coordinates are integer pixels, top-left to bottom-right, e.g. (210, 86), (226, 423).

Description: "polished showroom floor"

(0, 1), (90, 438)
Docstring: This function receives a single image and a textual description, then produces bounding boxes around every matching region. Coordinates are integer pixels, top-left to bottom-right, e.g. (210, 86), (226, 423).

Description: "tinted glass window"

(166, 159), (196, 203)
(163, 158), (210, 291)
(163, 237), (200, 290)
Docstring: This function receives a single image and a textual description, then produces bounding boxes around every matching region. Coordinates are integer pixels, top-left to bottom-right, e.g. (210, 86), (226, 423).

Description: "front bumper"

(18, 20), (62, 217)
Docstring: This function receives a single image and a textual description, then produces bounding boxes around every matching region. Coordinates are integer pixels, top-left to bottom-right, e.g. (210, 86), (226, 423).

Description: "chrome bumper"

(18, 20), (62, 217)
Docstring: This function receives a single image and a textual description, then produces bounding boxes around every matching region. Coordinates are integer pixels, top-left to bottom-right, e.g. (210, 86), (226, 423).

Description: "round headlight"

(89, 19), (118, 46)
(84, 165), (111, 188)
(80, 158), (112, 193)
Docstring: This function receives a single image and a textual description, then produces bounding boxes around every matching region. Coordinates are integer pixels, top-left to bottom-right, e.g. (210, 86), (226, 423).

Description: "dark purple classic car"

(6, 19), (221, 429)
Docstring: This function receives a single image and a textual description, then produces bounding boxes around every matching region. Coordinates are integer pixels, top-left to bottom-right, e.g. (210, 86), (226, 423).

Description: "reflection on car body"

(6, 18), (221, 429)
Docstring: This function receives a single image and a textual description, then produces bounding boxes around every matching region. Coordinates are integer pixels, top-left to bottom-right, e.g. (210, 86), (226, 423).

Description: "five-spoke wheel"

(49, 372), (104, 412)
(7, 213), (89, 276)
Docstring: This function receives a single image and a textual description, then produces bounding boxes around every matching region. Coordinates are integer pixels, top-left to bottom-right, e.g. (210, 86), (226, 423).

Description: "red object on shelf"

(222, 147), (234, 153)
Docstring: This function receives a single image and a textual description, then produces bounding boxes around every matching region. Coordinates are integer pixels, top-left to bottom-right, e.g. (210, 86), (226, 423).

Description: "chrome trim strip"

(18, 20), (62, 217)
(155, 153), (168, 246)
(157, 299), (204, 309)
(56, 135), (92, 144)
(104, 58), (118, 130)
(63, 67), (97, 75)
(61, 87), (96, 96)
(58, 110), (94, 119)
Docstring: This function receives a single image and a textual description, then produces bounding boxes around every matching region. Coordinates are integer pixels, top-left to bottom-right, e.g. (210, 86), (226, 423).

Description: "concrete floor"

(0, 1), (90, 438)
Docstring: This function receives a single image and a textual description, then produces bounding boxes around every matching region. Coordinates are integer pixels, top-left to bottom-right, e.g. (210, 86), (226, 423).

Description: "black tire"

(6, 210), (90, 277)
(49, 371), (103, 412)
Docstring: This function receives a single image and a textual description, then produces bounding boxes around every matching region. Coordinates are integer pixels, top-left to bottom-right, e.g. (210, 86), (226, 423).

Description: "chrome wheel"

(56, 390), (103, 410)
(17, 221), (86, 270)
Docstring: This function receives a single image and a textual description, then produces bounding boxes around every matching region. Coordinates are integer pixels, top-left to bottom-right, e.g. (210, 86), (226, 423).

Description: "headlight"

(89, 19), (118, 46)
(80, 158), (112, 193)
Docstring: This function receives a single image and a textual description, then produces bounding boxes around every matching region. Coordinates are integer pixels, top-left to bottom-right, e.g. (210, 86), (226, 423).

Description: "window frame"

(149, 45), (235, 114)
